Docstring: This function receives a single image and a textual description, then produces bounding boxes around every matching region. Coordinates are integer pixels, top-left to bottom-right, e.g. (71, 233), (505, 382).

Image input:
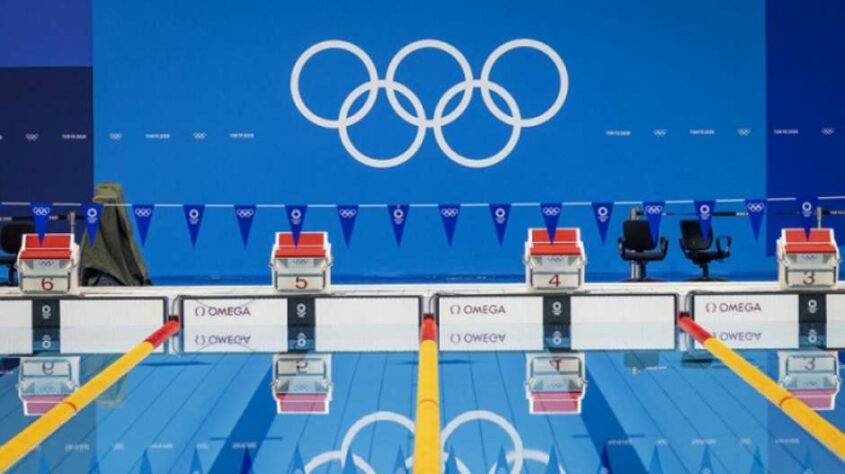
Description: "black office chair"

(618, 220), (668, 281)
(0, 222), (34, 285)
(678, 220), (731, 281)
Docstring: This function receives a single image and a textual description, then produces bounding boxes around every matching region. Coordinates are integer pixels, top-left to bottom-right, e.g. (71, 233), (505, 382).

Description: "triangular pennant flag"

(392, 447), (407, 474)
(82, 203), (103, 246)
(745, 199), (766, 240)
(234, 205), (257, 246)
(89, 450), (101, 474)
(697, 446), (712, 474)
(133, 204), (155, 245)
(38, 450), (50, 474)
(190, 447), (204, 474)
(288, 446), (305, 474)
(444, 446), (459, 474)
(240, 448), (254, 474)
(694, 200), (716, 238)
(337, 205), (359, 246)
(286, 205), (308, 246)
(140, 450), (153, 474)
(388, 205), (409, 246)
(592, 202), (614, 243)
(648, 446), (663, 474)
(342, 448), (357, 474)
(802, 449), (815, 473)
(439, 204), (461, 246)
(748, 447), (764, 474)
(797, 197), (817, 237)
(31, 202), (52, 243)
(597, 444), (612, 474)
(643, 201), (665, 243)
(495, 446), (509, 474)
(540, 203), (562, 242)
(489, 204), (511, 245)
(546, 448), (562, 474)
(183, 205), (205, 247)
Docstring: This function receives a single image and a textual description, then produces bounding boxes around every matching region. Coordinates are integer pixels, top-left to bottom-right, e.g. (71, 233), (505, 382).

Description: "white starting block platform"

(17, 234), (80, 295)
(524, 228), (586, 291)
(777, 228), (840, 289)
(270, 232), (332, 293)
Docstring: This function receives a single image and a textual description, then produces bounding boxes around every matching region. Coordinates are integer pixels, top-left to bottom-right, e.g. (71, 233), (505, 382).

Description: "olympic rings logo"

(134, 207), (153, 218)
(32, 207), (51, 217)
(236, 208), (255, 219)
(746, 202), (765, 213)
(338, 208), (358, 219)
(541, 206), (561, 217)
(291, 39), (569, 169)
(644, 205), (663, 215)
(440, 207), (459, 218)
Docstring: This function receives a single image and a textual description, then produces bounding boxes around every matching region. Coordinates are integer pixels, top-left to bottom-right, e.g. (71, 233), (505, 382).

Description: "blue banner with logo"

(643, 201), (665, 242)
(797, 197), (817, 236)
(336, 205), (359, 246)
(30, 202), (52, 243)
(489, 203), (511, 245)
(234, 205), (256, 246)
(439, 204), (461, 246)
(694, 200), (715, 238)
(745, 199), (766, 240)
(286, 205), (308, 245)
(388, 205), (409, 246)
(82, 203), (103, 245)
(540, 203), (562, 242)
(133, 204), (155, 245)
(183, 205), (205, 247)
(591, 202), (614, 244)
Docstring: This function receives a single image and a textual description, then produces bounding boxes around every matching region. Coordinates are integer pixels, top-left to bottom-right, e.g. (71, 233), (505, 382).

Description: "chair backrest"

(622, 220), (656, 251)
(1, 223), (36, 254)
(679, 220), (712, 251)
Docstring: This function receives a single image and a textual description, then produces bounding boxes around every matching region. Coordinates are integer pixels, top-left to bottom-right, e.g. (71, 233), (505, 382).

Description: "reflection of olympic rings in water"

(305, 409), (563, 473)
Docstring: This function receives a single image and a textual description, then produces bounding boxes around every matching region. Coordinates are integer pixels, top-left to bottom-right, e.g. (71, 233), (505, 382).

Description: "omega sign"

(194, 305), (252, 317)
(693, 294), (799, 349)
(449, 304), (507, 315)
(704, 301), (762, 313)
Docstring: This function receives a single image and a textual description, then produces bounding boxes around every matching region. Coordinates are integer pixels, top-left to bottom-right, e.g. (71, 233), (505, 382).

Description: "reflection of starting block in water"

(777, 228), (840, 289)
(272, 354), (332, 414)
(777, 351), (841, 411)
(17, 356), (80, 416)
(524, 353), (586, 414)
(17, 234), (79, 295)
(270, 232), (332, 293)
(524, 228), (586, 291)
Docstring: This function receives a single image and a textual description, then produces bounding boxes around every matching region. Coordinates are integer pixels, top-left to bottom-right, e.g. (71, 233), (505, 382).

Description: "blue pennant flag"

(797, 197), (817, 237)
(288, 446), (305, 474)
(392, 447), (407, 474)
(240, 448), (254, 474)
(286, 205), (308, 245)
(140, 450), (153, 474)
(31, 202), (52, 243)
(444, 446), (459, 474)
(489, 204), (511, 245)
(439, 204), (461, 246)
(592, 201), (614, 243)
(694, 200), (716, 238)
(495, 446), (509, 474)
(190, 448), (204, 474)
(697, 446), (712, 474)
(540, 203), (562, 242)
(234, 205), (256, 246)
(598, 444), (612, 474)
(648, 446), (663, 474)
(545, 448), (562, 474)
(133, 204), (155, 245)
(337, 205), (359, 246)
(82, 203), (103, 246)
(342, 448), (357, 474)
(643, 201), (665, 243)
(388, 204), (410, 246)
(183, 205), (205, 247)
(745, 199), (766, 240)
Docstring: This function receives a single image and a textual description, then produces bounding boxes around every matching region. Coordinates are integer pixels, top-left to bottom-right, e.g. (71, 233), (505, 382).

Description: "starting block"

(524, 353), (586, 415)
(777, 228), (840, 289)
(17, 356), (80, 416)
(272, 354), (332, 414)
(17, 233), (79, 295)
(777, 351), (840, 411)
(524, 228), (586, 290)
(270, 232), (331, 293)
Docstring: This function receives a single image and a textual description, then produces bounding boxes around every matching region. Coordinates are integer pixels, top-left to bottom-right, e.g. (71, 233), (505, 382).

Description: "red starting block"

(17, 233), (79, 295)
(18, 357), (80, 416)
(270, 232), (332, 292)
(777, 228), (840, 289)
(272, 354), (332, 415)
(778, 351), (840, 411)
(524, 228), (586, 290)
(525, 353), (586, 415)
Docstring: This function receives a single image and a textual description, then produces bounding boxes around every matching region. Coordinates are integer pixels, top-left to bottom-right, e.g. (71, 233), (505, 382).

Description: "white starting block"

(524, 228), (586, 290)
(17, 356), (80, 416)
(776, 228), (840, 289)
(17, 233), (79, 295)
(777, 351), (840, 411)
(271, 354), (332, 414)
(524, 353), (586, 415)
(270, 232), (331, 293)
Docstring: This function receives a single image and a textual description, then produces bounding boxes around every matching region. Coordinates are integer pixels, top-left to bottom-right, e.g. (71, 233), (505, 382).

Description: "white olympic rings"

(746, 202), (765, 213)
(32, 207), (51, 217)
(134, 207), (153, 218)
(291, 39), (569, 168)
(644, 205), (663, 215)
